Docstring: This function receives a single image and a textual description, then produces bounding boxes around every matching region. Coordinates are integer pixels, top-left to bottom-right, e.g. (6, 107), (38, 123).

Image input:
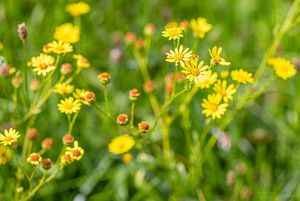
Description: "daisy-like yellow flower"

(44, 41), (73, 54)
(209, 46), (230, 66)
(231, 69), (254, 84)
(162, 25), (183, 40)
(108, 134), (135, 155)
(27, 153), (42, 166)
(73, 54), (90, 68)
(65, 141), (84, 161)
(166, 45), (192, 66)
(0, 128), (20, 146)
(57, 97), (81, 114)
(202, 94), (228, 119)
(73, 88), (95, 105)
(66, 1), (90, 17)
(54, 23), (80, 44)
(213, 80), (236, 102)
(122, 153), (133, 164)
(195, 70), (218, 89)
(55, 83), (74, 95)
(182, 59), (209, 82)
(268, 57), (297, 80)
(28, 53), (55, 76)
(190, 17), (212, 38)
(0, 146), (11, 165)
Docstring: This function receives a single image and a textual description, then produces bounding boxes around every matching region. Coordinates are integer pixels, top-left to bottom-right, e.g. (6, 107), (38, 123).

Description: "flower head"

(54, 23), (80, 44)
(0, 146), (12, 165)
(57, 97), (81, 114)
(202, 94), (228, 119)
(66, 1), (90, 17)
(73, 54), (90, 68)
(122, 153), (133, 164)
(65, 141), (84, 161)
(117, 114), (129, 125)
(0, 128), (20, 146)
(190, 17), (212, 38)
(55, 83), (74, 95)
(209, 46), (230, 66)
(268, 57), (297, 80)
(162, 24), (183, 40)
(98, 72), (111, 85)
(73, 89), (95, 105)
(138, 121), (150, 133)
(27, 153), (42, 166)
(231, 69), (254, 84)
(28, 53), (55, 76)
(166, 45), (192, 66)
(194, 70), (218, 89)
(44, 41), (73, 54)
(129, 88), (140, 101)
(17, 22), (27, 41)
(182, 59), (209, 82)
(213, 80), (236, 102)
(108, 134), (135, 154)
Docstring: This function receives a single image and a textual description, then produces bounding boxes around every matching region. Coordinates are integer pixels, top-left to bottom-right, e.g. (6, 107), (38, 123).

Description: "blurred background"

(1, 0), (300, 200)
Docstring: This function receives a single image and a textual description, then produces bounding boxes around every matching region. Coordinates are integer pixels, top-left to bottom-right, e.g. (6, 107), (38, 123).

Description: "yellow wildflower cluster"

(163, 18), (254, 120)
(268, 57), (297, 80)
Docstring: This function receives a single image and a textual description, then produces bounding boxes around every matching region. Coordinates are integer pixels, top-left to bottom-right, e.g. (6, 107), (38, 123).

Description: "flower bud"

(42, 158), (52, 169)
(134, 38), (145, 49)
(42, 138), (54, 150)
(117, 114), (128, 125)
(26, 128), (39, 140)
(124, 32), (136, 44)
(226, 170), (235, 186)
(122, 153), (133, 164)
(30, 79), (41, 91)
(60, 63), (73, 74)
(179, 20), (189, 30)
(62, 133), (74, 145)
(143, 80), (155, 93)
(98, 72), (111, 85)
(11, 75), (22, 88)
(61, 154), (73, 165)
(138, 121), (150, 133)
(129, 88), (140, 101)
(17, 22), (27, 41)
(144, 23), (156, 36)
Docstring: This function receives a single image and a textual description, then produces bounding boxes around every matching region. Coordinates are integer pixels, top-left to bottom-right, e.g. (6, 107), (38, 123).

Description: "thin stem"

(171, 65), (178, 99)
(104, 85), (109, 113)
(130, 101), (135, 128)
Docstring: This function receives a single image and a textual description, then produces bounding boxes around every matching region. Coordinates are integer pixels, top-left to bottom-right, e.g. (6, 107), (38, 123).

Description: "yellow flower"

(190, 17), (212, 38)
(0, 42), (3, 51)
(27, 153), (42, 166)
(122, 153), (133, 164)
(166, 45), (192, 66)
(268, 57), (297, 80)
(44, 41), (73, 54)
(195, 70), (218, 88)
(73, 54), (90, 68)
(73, 88), (95, 105)
(65, 141), (84, 161)
(54, 23), (80, 44)
(108, 134), (135, 154)
(209, 46), (230, 66)
(202, 94), (228, 119)
(57, 97), (81, 114)
(66, 1), (90, 17)
(162, 25), (183, 40)
(213, 80), (236, 102)
(0, 146), (11, 165)
(0, 128), (20, 146)
(182, 59), (209, 82)
(231, 69), (254, 84)
(220, 71), (229, 79)
(28, 53), (55, 76)
(55, 83), (74, 95)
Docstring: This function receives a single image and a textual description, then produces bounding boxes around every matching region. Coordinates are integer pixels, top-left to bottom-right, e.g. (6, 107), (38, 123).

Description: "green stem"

(104, 85), (109, 113)
(130, 101), (135, 128)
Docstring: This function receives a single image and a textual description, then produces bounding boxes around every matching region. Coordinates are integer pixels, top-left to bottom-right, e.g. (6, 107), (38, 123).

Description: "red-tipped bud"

(42, 138), (54, 150)
(138, 121), (150, 133)
(117, 114), (128, 125)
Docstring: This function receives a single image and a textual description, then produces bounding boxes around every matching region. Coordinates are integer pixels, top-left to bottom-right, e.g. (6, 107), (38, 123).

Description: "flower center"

(210, 104), (218, 112)
(39, 63), (48, 69)
(191, 68), (200, 76)
(73, 150), (81, 157)
(64, 103), (74, 110)
(174, 53), (184, 61)
(220, 90), (227, 97)
(169, 29), (180, 36)
(5, 136), (13, 142)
